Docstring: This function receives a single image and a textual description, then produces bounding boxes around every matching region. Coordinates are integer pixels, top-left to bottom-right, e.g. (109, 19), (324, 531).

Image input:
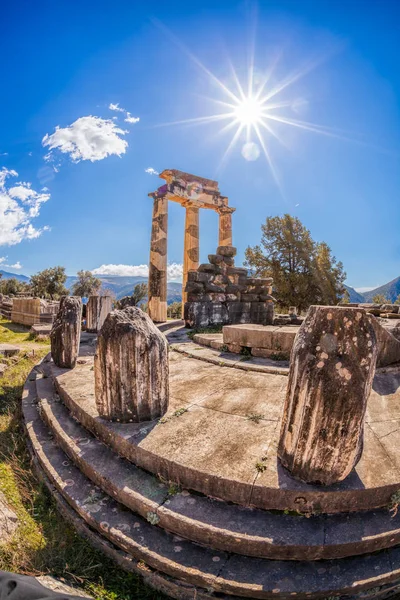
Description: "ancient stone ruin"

(184, 245), (275, 328)
(148, 169), (235, 322)
(86, 295), (113, 333)
(50, 296), (82, 369)
(278, 306), (378, 485)
(94, 307), (169, 422)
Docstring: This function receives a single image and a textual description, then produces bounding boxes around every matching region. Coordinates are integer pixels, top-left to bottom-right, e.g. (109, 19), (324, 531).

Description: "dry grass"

(0, 320), (167, 600)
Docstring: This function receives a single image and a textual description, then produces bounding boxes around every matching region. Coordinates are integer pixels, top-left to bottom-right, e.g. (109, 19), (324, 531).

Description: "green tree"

(0, 277), (25, 296)
(372, 294), (388, 304)
(167, 301), (182, 319)
(30, 266), (68, 300)
(71, 270), (101, 298)
(116, 283), (148, 309)
(394, 294), (400, 306)
(341, 288), (351, 304)
(245, 214), (346, 311)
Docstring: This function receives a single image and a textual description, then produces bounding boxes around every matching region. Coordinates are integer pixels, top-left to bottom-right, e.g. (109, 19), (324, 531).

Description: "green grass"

(0, 320), (168, 600)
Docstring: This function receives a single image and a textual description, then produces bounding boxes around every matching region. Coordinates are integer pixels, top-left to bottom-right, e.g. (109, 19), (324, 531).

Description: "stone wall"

(11, 297), (59, 326)
(184, 245), (275, 328)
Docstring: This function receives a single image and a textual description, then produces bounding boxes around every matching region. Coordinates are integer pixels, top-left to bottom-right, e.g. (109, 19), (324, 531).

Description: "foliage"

(372, 294), (388, 304)
(167, 302), (182, 319)
(395, 295), (400, 306)
(30, 266), (68, 300)
(0, 320), (167, 599)
(341, 288), (351, 304)
(115, 284), (148, 309)
(71, 270), (101, 297)
(0, 277), (30, 297)
(244, 214), (346, 311)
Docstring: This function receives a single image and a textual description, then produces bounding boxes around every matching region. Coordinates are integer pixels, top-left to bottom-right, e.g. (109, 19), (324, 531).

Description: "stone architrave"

(278, 306), (378, 486)
(50, 296), (82, 369)
(148, 196), (168, 323)
(86, 295), (113, 333)
(94, 306), (169, 422)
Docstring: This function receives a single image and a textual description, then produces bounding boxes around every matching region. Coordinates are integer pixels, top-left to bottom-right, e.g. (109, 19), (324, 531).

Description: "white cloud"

(125, 113), (140, 124)
(355, 286), (378, 293)
(0, 257), (22, 270)
(42, 116), (128, 163)
(0, 168), (50, 246)
(109, 103), (140, 125)
(109, 102), (125, 113)
(145, 167), (159, 175)
(92, 262), (183, 281)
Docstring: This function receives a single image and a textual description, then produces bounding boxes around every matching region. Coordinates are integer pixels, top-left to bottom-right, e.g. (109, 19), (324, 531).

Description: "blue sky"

(1, 0), (399, 290)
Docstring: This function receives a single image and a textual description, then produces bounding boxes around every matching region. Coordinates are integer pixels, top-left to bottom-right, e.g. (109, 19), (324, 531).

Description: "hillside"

(0, 270), (30, 283)
(363, 276), (400, 303)
(343, 284), (365, 303)
(66, 275), (182, 303)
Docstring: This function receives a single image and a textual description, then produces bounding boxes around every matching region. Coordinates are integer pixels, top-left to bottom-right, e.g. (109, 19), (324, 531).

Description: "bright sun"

(234, 97), (264, 126)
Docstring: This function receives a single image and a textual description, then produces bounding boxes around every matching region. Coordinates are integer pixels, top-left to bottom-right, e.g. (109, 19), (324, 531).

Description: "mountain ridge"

(2, 269), (400, 303)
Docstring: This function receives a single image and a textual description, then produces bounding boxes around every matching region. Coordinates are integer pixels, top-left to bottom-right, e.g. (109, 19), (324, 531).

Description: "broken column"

(182, 202), (200, 309)
(86, 295), (113, 333)
(278, 306), (378, 485)
(50, 296), (82, 369)
(218, 206), (235, 246)
(148, 195), (168, 323)
(94, 306), (169, 422)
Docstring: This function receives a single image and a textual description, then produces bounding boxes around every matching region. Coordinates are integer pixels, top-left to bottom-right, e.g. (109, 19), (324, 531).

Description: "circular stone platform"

(51, 335), (400, 515)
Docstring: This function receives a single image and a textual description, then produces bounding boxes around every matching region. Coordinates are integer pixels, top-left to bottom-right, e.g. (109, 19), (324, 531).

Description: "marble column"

(218, 206), (235, 246)
(148, 195), (168, 322)
(182, 204), (200, 311)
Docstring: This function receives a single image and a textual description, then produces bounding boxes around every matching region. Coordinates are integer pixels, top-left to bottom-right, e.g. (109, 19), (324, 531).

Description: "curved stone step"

(36, 376), (400, 562)
(21, 372), (400, 599)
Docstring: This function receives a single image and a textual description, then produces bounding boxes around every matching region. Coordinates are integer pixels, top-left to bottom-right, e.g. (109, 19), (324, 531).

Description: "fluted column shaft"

(148, 196), (168, 322)
(218, 207), (235, 246)
(182, 205), (200, 311)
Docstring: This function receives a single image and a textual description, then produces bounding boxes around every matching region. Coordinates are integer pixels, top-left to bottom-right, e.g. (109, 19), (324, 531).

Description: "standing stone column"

(278, 306), (378, 485)
(182, 203), (200, 311)
(148, 195), (168, 322)
(50, 296), (82, 369)
(218, 206), (235, 247)
(86, 295), (113, 333)
(94, 307), (169, 422)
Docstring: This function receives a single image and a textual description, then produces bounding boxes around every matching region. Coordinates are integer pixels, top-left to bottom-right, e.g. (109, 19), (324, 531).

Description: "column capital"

(217, 205), (236, 215)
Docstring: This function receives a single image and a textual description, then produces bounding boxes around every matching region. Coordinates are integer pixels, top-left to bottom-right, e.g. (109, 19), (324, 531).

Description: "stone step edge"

(37, 378), (400, 562)
(23, 418), (217, 600)
(170, 345), (289, 375)
(53, 361), (400, 516)
(21, 371), (400, 600)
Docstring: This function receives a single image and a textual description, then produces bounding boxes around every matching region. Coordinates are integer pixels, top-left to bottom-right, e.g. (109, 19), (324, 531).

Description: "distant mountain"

(0, 269), (30, 283)
(363, 276), (400, 303)
(343, 284), (365, 303)
(66, 275), (183, 303)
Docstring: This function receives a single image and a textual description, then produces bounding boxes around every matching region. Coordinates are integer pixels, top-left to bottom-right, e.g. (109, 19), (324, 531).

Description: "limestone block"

(217, 245), (237, 257)
(51, 297), (82, 369)
(208, 293), (227, 303)
(186, 282), (205, 294)
(278, 306), (378, 485)
(184, 301), (212, 328)
(188, 271), (210, 283)
(86, 295), (113, 333)
(380, 304), (395, 313)
(223, 257), (235, 266)
(205, 283), (225, 293)
(242, 293), (260, 302)
(370, 315), (400, 367)
(198, 263), (220, 274)
(94, 307), (169, 422)
(227, 301), (252, 324)
(208, 254), (224, 265)
(209, 302), (229, 325)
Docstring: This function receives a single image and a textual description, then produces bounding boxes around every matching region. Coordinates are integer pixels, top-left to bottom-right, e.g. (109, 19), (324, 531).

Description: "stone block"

(250, 301), (274, 325)
(227, 267), (247, 276)
(86, 295), (113, 333)
(50, 296), (82, 369)
(94, 307), (169, 422)
(208, 254), (224, 265)
(198, 263), (220, 274)
(381, 304), (398, 313)
(242, 293), (260, 302)
(186, 282), (205, 294)
(205, 283), (225, 293)
(208, 293), (227, 303)
(227, 342), (242, 353)
(227, 302), (252, 324)
(217, 245), (237, 257)
(184, 301), (212, 328)
(188, 271), (212, 283)
(210, 302), (229, 325)
(278, 306), (378, 485)
(222, 256), (235, 266)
